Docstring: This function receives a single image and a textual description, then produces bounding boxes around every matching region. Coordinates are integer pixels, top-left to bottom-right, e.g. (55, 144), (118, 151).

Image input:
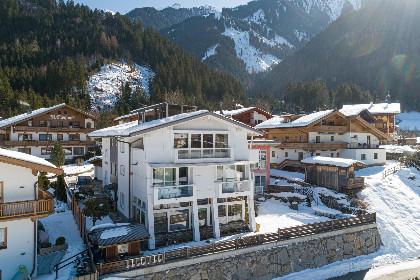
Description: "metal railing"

(176, 148), (231, 160)
(221, 181), (250, 193)
(156, 185), (194, 200)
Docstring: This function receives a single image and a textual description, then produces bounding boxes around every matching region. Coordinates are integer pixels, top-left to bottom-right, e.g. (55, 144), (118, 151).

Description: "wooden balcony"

(0, 188), (55, 222)
(13, 126), (95, 133)
(312, 125), (348, 133)
(0, 140), (96, 147)
(276, 142), (348, 150)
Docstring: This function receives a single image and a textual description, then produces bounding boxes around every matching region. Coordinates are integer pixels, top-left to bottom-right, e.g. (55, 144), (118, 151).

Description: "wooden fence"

(96, 213), (376, 276)
(382, 164), (401, 178)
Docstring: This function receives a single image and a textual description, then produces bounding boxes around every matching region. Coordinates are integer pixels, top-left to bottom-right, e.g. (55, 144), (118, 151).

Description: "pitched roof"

(0, 104), (97, 129)
(90, 110), (264, 138)
(302, 156), (365, 168)
(262, 110), (334, 129)
(0, 148), (63, 174)
(255, 116), (284, 129)
(341, 103), (401, 115)
(222, 107), (273, 119)
(90, 224), (150, 248)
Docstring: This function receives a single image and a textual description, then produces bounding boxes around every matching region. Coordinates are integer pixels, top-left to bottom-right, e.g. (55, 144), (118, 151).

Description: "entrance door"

(298, 152), (304, 161)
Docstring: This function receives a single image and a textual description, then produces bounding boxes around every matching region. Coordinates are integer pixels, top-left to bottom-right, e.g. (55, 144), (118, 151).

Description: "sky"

(73, 0), (252, 13)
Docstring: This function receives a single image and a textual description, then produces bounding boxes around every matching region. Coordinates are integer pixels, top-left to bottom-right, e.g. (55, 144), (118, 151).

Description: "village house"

(0, 104), (97, 159)
(0, 148), (62, 280)
(256, 109), (392, 169)
(341, 102), (401, 138)
(89, 107), (263, 249)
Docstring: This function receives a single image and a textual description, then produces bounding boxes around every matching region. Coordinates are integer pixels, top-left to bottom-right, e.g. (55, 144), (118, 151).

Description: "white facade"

(94, 112), (261, 249)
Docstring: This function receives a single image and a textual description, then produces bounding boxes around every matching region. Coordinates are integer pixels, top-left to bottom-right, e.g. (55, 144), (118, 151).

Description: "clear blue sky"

(73, 0), (251, 13)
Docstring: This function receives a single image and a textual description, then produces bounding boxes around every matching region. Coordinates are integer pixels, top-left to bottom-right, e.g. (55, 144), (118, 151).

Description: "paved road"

(328, 266), (420, 280)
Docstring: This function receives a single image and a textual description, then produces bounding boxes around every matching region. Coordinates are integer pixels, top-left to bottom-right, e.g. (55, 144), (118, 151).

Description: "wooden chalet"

(223, 107), (273, 127)
(302, 156), (365, 192)
(0, 104), (98, 159)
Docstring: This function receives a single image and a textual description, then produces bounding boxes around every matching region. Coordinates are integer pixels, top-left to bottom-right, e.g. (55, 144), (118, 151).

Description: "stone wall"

(107, 224), (381, 280)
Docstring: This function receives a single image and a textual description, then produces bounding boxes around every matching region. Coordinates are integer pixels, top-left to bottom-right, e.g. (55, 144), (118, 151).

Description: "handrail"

(0, 197), (54, 221)
(96, 213), (376, 275)
(55, 249), (89, 279)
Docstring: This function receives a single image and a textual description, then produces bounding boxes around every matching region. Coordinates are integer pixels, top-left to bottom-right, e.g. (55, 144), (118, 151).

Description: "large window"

(215, 134), (228, 148)
(218, 205), (227, 224)
(63, 147), (72, 155)
(203, 134), (213, 148)
(39, 134), (52, 141)
(41, 147), (52, 155)
(191, 134), (201, 148)
(218, 204), (243, 224)
(153, 167), (188, 186)
(18, 148), (31, 154)
(18, 134), (32, 141)
(73, 147), (84, 156)
(259, 150), (267, 169)
(174, 132), (229, 159)
(154, 213), (167, 233)
(174, 133), (188, 148)
(170, 209), (189, 231)
(69, 134), (80, 141)
(0, 228), (6, 248)
(217, 165), (246, 182)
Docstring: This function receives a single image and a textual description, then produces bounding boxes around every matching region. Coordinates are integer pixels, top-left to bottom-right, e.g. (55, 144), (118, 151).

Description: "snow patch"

(88, 61), (155, 111)
(244, 9), (266, 24)
(100, 227), (130, 239)
(202, 44), (219, 61)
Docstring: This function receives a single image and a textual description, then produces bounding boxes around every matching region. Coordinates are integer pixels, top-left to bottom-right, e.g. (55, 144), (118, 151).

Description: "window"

(47, 121), (51, 127)
(339, 169), (347, 176)
(0, 181), (3, 203)
(41, 147), (52, 155)
(63, 147), (72, 155)
(273, 137), (276, 141)
(0, 134), (5, 141)
(28, 121), (33, 127)
(69, 122), (73, 127)
(57, 134), (63, 141)
(73, 122), (80, 128)
(174, 133), (188, 148)
(86, 122), (92, 128)
(331, 153), (334, 157)
(228, 204), (242, 222)
(18, 134), (32, 141)
(272, 151), (275, 158)
(179, 167), (188, 185)
(337, 153), (340, 157)
(119, 192), (125, 209)
(64, 111), (67, 114)
(73, 147), (84, 156)
(58, 110), (61, 115)
(374, 153), (378, 159)
(215, 134), (228, 148)
(57, 122), (63, 127)
(120, 143), (125, 153)
(285, 136), (290, 142)
(120, 165), (125, 176)
(217, 165), (246, 182)
(218, 205), (227, 224)
(361, 154), (366, 160)
(153, 168), (178, 186)
(299, 136), (303, 142)
(321, 120), (326, 125)
(255, 175), (266, 187)
(39, 134), (52, 141)
(259, 150), (267, 169)
(18, 148), (31, 154)
(170, 209), (189, 231)
(329, 121), (335, 126)
(203, 134), (213, 148)
(69, 134), (80, 141)
(316, 153), (321, 156)
(285, 152), (289, 157)
(0, 228), (6, 248)
(190, 134), (201, 148)
(154, 213), (167, 233)
(331, 136), (335, 141)
(39, 121), (46, 127)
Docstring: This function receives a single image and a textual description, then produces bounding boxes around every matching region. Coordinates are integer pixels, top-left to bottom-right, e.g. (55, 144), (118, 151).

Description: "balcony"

(174, 148), (233, 163)
(0, 188), (55, 222)
(347, 143), (382, 149)
(153, 185), (195, 203)
(217, 180), (252, 198)
(0, 140), (96, 147)
(276, 142), (348, 150)
(13, 126), (95, 133)
(312, 125), (348, 133)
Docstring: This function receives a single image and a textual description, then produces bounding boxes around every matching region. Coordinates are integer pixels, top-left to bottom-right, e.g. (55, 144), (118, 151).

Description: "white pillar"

(146, 202), (156, 249)
(247, 195), (256, 232)
(211, 198), (220, 238)
(192, 200), (200, 242)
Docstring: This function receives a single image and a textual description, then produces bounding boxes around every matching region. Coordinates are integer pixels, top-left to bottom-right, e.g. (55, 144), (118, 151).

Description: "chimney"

(219, 102), (223, 115)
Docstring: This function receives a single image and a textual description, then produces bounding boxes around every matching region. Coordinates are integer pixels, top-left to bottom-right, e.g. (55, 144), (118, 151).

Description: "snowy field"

(88, 61), (155, 111)
(396, 111), (420, 131)
(275, 162), (420, 279)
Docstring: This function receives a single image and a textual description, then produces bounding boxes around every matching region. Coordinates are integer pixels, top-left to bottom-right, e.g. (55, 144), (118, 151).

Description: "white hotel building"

(90, 109), (263, 249)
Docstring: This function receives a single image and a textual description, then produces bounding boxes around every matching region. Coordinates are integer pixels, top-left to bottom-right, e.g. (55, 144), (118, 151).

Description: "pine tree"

(55, 175), (67, 202)
(38, 172), (51, 190)
(50, 142), (65, 167)
(83, 198), (110, 226)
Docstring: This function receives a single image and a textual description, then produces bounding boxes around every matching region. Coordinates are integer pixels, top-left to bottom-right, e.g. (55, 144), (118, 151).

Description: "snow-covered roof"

(0, 104), (65, 128)
(301, 156), (365, 168)
(341, 103), (401, 115)
(114, 112), (138, 121)
(90, 110), (264, 138)
(255, 116), (285, 129)
(379, 145), (416, 153)
(0, 148), (62, 174)
(91, 224), (149, 247)
(339, 106), (366, 117)
(223, 107), (255, 116)
(263, 110), (334, 128)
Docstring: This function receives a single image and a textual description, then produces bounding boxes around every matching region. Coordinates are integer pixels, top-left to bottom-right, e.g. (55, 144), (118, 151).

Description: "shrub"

(55, 175), (67, 202)
(55, 237), (66, 246)
(400, 154), (420, 170)
(40, 242), (52, 248)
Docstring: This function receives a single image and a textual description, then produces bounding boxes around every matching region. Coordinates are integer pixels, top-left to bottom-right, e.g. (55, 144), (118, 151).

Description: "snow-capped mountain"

(88, 61), (155, 111)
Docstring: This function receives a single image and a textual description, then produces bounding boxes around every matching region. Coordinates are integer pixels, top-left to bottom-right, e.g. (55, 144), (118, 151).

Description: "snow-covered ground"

(379, 144), (417, 153)
(202, 44), (219, 61)
(396, 111), (420, 131)
(270, 168), (305, 182)
(275, 162), (420, 279)
(88, 61), (155, 111)
(38, 202), (86, 280)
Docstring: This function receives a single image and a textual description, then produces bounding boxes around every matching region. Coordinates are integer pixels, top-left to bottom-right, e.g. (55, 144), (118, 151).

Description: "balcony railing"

(175, 148), (232, 161)
(277, 142), (348, 150)
(155, 185), (194, 201)
(221, 181), (251, 193)
(347, 143), (381, 149)
(312, 125), (348, 133)
(0, 140), (96, 147)
(13, 126), (95, 133)
(0, 188), (55, 221)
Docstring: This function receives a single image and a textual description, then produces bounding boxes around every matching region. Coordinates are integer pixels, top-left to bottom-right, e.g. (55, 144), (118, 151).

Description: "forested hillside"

(255, 0), (420, 111)
(0, 0), (246, 118)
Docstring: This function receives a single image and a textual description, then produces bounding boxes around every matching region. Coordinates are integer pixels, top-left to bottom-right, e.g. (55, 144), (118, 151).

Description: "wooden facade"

(226, 108), (273, 127)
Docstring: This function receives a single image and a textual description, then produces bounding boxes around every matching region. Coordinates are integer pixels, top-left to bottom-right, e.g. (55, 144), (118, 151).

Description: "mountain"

(0, 0), (246, 118)
(255, 0), (420, 111)
(125, 5), (219, 31)
(137, 0), (362, 88)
